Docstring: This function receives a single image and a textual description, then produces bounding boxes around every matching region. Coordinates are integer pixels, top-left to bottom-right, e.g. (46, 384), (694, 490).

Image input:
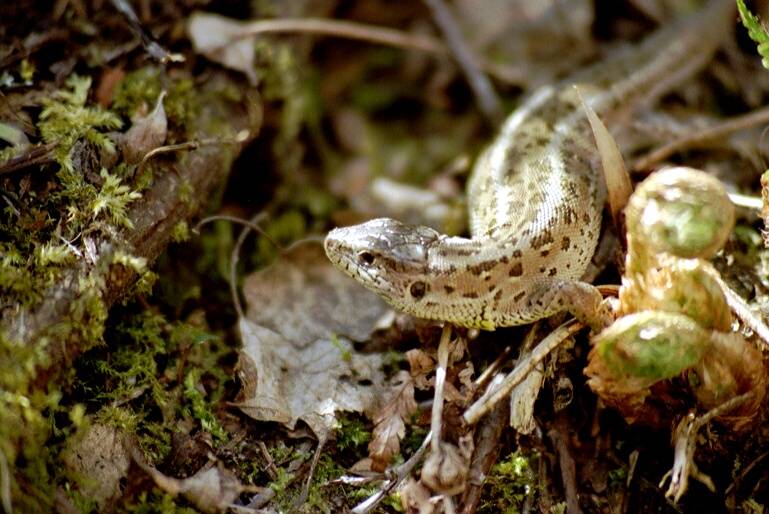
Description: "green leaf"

(737, 0), (769, 68)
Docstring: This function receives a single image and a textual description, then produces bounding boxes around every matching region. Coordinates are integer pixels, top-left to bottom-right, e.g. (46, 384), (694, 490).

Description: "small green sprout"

(737, 0), (769, 68)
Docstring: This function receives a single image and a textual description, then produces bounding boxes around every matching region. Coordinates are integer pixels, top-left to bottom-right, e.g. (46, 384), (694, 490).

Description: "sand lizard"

(324, 0), (735, 331)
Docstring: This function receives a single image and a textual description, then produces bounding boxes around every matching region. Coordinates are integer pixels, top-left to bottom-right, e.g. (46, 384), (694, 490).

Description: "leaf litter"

(236, 243), (391, 440)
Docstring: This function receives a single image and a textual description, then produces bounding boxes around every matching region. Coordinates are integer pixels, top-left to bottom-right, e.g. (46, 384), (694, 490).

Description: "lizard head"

(324, 218), (440, 308)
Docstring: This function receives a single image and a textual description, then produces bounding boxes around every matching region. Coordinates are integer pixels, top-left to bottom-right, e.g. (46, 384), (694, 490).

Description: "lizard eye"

(357, 251), (375, 265)
(409, 281), (426, 299)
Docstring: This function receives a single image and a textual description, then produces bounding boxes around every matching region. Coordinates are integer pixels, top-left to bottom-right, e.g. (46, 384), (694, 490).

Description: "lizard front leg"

(520, 279), (613, 331)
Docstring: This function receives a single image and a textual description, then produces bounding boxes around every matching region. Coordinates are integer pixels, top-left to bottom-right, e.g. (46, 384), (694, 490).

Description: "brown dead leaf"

(236, 318), (386, 439)
(579, 86), (632, 226)
(237, 244), (390, 438)
(368, 371), (418, 472)
(120, 92), (167, 165)
(135, 456), (248, 514)
(61, 423), (131, 510)
(406, 348), (435, 390)
(187, 13), (257, 85)
(243, 244), (390, 345)
(400, 477), (436, 514)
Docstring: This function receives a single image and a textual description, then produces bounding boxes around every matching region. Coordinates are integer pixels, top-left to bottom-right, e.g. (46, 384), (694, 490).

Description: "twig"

(228, 18), (526, 86)
(211, 213), (270, 319)
(464, 320), (583, 425)
(724, 450), (769, 498)
(714, 272), (769, 348)
(459, 395), (508, 514)
(548, 414), (583, 514)
(660, 392), (754, 503)
(110, 0), (184, 63)
(137, 133), (250, 178)
(292, 435), (328, 510)
(0, 141), (57, 176)
(728, 192), (763, 211)
(422, 0), (503, 124)
(351, 431), (433, 514)
(473, 345), (512, 389)
(632, 105), (769, 171)
(432, 325), (453, 453)
(256, 441), (278, 480)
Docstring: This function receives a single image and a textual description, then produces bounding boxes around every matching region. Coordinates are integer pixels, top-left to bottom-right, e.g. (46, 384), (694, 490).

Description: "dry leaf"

(509, 362), (544, 434)
(243, 244), (390, 345)
(136, 457), (248, 514)
(61, 423), (131, 509)
(406, 348), (435, 390)
(237, 244), (391, 438)
(121, 92), (167, 164)
(400, 478), (436, 514)
(187, 13), (257, 85)
(237, 319), (386, 439)
(420, 439), (472, 495)
(368, 371), (417, 472)
(579, 86), (633, 225)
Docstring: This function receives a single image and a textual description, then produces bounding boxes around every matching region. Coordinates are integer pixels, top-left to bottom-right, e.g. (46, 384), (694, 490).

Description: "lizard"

(323, 0), (735, 332)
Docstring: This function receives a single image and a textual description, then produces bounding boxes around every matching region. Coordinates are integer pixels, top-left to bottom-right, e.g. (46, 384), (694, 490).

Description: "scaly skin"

(324, 0), (735, 330)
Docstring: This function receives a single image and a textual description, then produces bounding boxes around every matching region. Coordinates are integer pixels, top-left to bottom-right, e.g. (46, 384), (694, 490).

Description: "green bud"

(625, 167), (734, 259)
(592, 311), (709, 382)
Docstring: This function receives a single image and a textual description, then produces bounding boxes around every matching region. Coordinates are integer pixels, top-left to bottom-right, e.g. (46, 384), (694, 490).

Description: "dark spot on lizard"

(531, 230), (554, 250)
(548, 268), (558, 276)
(563, 206), (576, 224)
(512, 249), (522, 258)
(561, 237), (571, 251)
(493, 289), (504, 301)
(444, 285), (455, 294)
(513, 291), (526, 302)
(468, 260), (497, 275)
(509, 262), (523, 277)
(540, 250), (550, 257)
(463, 291), (479, 299)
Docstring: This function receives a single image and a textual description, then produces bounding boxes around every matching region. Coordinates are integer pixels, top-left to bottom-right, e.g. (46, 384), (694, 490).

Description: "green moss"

(334, 415), (371, 451)
(182, 369), (228, 443)
(0, 332), (60, 512)
(304, 455), (347, 513)
(91, 169), (143, 229)
(112, 67), (198, 137)
(478, 450), (540, 514)
(252, 210), (307, 267)
(171, 221), (191, 243)
(122, 490), (199, 514)
(112, 68), (164, 118)
(83, 307), (229, 465)
(38, 75), (122, 178)
(19, 58), (35, 83)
